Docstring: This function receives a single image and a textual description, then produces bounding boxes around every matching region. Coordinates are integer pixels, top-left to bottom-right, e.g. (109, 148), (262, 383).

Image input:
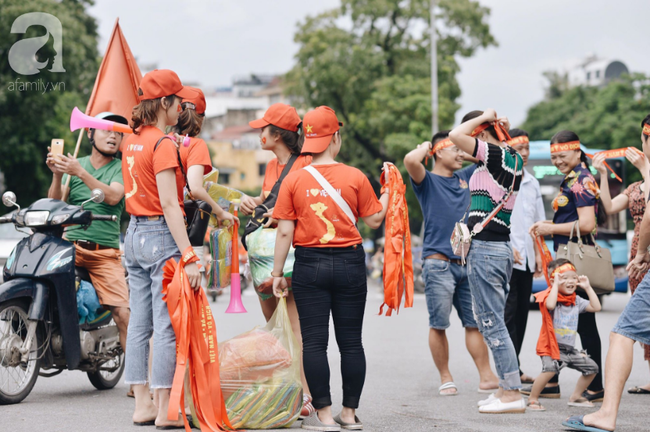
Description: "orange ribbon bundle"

(163, 247), (233, 431)
(379, 163), (414, 316)
(534, 235), (554, 287)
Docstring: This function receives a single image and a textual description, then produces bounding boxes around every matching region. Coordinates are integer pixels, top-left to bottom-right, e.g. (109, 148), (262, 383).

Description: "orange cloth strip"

(379, 163), (414, 316)
(506, 136), (529, 146)
(550, 263), (576, 278)
(644, 124), (650, 137)
(535, 235), (554, 287)
(163, 248), (233, 431)
(471, 121), (512, 143)
(550, 141), (581, 153)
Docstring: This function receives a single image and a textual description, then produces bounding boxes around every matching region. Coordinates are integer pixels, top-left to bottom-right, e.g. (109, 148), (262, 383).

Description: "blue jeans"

(124, 216), (180, 388)
(467, 240), (522, 390)
(612, 271), (650, 346)
(423, 258), (477, 329)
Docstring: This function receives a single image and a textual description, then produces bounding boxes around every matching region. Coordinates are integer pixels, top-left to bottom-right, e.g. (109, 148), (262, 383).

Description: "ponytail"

(269, 123), (304, 154)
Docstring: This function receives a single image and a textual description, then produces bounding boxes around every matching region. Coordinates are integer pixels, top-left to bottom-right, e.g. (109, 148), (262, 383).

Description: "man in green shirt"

(46, 112), (130, 354)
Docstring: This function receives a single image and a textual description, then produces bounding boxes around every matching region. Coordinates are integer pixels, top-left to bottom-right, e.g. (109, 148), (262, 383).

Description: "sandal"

(438, 382), (458, 396)
(562, 415), (614, 432)
(526, 401), (546, 412)
(628, 386), (650, 394)
(568, 398), (595, 408)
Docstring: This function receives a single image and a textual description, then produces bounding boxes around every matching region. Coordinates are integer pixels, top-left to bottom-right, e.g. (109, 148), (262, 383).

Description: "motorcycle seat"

(75, 266), (91, 282)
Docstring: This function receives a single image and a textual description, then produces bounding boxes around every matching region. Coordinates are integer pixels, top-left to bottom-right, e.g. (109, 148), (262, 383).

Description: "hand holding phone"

(50, 139), (64, 160)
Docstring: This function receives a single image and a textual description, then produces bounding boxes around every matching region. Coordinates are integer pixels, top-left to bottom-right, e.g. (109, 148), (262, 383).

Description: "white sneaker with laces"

(478, 397), (526, 414)
(477, 393), (497, 407)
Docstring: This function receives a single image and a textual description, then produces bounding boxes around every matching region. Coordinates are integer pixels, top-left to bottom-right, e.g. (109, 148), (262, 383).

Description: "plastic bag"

(76, 280), (101, 324)
(200, 169), (244, 228)
(207, 226), (233, 290)
(246, 227), (295, 301)
(219, 298), (302, 429)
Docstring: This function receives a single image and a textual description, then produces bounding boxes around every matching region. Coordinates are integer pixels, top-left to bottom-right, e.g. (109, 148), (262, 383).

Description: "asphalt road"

(3, 282), (649, 432)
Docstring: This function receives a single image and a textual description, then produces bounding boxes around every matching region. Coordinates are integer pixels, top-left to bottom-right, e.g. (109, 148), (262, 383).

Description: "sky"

(88, 0), (650, 127)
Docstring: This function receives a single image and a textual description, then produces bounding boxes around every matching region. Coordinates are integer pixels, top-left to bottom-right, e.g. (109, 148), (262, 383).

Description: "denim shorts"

(423, 258), (477, 329)
(612, 272), (650, 346)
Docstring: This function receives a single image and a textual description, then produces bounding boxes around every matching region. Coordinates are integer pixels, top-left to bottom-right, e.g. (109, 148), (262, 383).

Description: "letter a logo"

(8, 12), (66, 75)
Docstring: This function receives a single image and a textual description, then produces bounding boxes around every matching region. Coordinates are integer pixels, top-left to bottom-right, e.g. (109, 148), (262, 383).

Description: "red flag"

(85, 18), (142, 120)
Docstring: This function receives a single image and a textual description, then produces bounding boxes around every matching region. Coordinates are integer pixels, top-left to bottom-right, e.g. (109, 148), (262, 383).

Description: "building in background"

(567, 55), (629, 87)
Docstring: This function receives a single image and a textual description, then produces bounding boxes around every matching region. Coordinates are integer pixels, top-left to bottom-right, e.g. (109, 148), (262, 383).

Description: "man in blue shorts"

(404, 131), (499, 396)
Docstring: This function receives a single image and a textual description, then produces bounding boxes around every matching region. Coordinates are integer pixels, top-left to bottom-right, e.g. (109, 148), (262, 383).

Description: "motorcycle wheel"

(87, 351), (125, 390)
(0, 300), (42, 405)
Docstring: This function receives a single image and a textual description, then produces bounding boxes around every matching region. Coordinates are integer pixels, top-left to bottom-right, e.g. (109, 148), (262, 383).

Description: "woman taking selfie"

(121, 69), (199, 428)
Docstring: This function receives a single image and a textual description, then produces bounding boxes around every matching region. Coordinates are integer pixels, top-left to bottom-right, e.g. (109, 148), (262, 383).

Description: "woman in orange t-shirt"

(121, 69), (198, 428)
(171, 87), (236, 285)
(272, 106), (389, 429)
(241, 103), (315, 416)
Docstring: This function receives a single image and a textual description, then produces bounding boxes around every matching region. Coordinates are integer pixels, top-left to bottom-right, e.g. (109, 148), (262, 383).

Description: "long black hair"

(550, 130), (608, 225)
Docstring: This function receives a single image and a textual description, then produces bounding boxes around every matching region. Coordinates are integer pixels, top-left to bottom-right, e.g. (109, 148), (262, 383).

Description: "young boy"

(527, 259), (601, 411)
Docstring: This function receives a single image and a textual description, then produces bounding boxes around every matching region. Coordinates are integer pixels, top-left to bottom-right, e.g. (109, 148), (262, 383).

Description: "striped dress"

(467, 139), (523, 242)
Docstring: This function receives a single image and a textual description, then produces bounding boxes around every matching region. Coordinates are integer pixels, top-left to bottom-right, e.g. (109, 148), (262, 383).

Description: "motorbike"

(0, 189), (124, 405)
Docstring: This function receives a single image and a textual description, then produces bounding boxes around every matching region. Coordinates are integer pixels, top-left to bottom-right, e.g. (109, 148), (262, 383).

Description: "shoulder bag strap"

(472, 150), (520, 234)
(303, 165), (357, 229)
(263, 154), (298, 207)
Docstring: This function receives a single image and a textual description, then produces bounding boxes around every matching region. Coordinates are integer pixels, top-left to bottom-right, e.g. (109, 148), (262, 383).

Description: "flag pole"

(61, 129), (84, 201)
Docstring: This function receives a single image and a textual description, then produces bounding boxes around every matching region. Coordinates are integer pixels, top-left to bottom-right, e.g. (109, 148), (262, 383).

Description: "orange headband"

(550, 141), (581, 153)
(643, 124), (650, 137)
(471, 121), (512, 143)
(432, 138), (453, 154)
(507, 136), (529, 146)
(551, 263), (576, 278)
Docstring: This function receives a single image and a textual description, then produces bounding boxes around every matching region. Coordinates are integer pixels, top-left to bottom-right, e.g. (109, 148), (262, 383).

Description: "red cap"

(249, 103), (301, 132)
(138, 69), (194, 101)
(181, 86), (206, 115)
(301, 106), (342, 154)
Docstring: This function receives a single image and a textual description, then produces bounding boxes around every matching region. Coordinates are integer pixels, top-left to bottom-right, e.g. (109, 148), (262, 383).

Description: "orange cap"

(138, 69), (194, 101)
(301, 106), (342, 154)
(249, 103), (301, 132)
(181, 86), (206, 115)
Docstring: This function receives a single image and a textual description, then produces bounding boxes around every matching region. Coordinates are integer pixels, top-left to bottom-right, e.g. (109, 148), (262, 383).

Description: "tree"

(522, 72), (650, 184)
(284, 0), (496, 231)
(0, 0), (99, 206)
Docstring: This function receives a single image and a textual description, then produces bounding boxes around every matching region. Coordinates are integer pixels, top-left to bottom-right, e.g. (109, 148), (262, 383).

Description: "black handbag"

(155, 137), (212, 247)
(242, 154), (297, 250)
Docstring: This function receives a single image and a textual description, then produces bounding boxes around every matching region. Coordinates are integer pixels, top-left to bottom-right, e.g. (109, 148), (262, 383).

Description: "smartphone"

(50, 139), (64, 160)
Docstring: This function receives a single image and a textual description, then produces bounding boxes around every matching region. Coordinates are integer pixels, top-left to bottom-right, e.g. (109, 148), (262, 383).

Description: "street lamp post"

(430, 0), (438, 134)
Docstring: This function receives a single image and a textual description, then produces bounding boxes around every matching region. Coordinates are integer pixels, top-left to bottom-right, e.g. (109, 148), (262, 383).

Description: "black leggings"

(292, 245), (368, 409)
(505, 268), (533, 375)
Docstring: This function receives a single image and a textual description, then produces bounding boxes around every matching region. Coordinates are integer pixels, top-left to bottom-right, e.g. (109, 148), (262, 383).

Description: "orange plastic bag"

(162, 248), (233, 431)
(379, 163), (414, 316)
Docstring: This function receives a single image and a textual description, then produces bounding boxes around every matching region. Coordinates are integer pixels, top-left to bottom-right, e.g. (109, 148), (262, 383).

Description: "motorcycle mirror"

(2, 191), (17, 208)
(90, 189), (105, 204)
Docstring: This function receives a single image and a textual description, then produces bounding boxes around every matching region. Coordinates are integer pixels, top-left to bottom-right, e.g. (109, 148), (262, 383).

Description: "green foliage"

(522, 72), (650, 184)
(284, 0), (496, 230)
(0, 0), (99, 206)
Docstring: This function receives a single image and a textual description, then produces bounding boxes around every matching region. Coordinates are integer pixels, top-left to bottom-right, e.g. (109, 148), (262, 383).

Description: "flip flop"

(628, 386), (650, 394)
(526, 401), (546, 412)
(334, 413), (363, 430)
(478, 387), (499, 394)
(568, 399), (595, 408)
(562, 415), (614, 432)
(134, 420), (155, 426)
(439, 382), (458, 396)
(155, 415), (195, 430)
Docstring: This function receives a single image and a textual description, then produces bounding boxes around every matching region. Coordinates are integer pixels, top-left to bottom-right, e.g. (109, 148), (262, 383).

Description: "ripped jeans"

(467, 240), (522, 391)
(124, 216), (180, 388)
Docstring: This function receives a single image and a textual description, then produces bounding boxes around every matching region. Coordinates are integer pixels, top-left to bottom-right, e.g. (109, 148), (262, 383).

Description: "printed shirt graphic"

(273, 163), (382, 248)
(178, 137), (213, 175)
(411, 165), (476, 259)
(552, 163), (599, 250)
(468, 139), (523, 241)
(121, 126), (185, 216)
(63, 156), (124, 248)
(262, 155), (312, 198)
(550, 296), (590, 347)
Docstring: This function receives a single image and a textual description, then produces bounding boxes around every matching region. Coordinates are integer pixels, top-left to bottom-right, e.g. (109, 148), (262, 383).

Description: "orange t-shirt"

(122, 126), (185, 216)
(273, 163), (382, 248)
(179, 137), (212, 175)
(262, 154), (312, 198)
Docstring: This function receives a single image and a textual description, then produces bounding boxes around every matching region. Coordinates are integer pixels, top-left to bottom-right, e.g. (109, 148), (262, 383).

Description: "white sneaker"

(478, 397), (526, 414)
(477, 393), (497, 407)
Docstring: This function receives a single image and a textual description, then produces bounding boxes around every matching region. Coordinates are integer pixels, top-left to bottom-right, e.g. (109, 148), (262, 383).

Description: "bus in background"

(527, 140), (629, 295)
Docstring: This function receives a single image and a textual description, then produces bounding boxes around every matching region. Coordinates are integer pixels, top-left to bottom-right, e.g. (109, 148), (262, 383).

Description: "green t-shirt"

(63, 156), (124, 249)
